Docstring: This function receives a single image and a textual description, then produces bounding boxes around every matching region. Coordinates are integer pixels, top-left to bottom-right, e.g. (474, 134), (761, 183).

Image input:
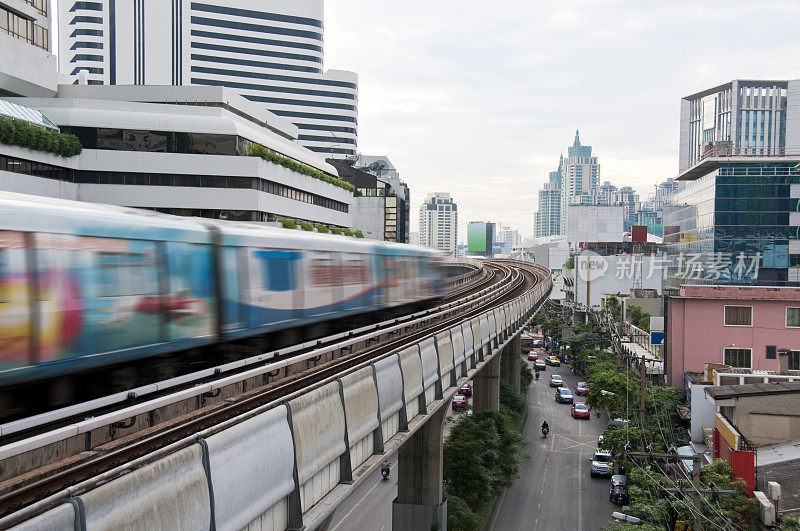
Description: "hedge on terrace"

(247, 144), (355, 193)
(0, 116), (82, 157)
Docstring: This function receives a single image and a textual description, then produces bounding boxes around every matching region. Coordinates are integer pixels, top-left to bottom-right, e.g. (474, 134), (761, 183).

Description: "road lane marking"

(577, 457), (584, 531)
(331, 468), (387, 531)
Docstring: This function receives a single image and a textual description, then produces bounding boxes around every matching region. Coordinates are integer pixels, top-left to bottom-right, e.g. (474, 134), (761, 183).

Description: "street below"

(488, 349), (617, 530)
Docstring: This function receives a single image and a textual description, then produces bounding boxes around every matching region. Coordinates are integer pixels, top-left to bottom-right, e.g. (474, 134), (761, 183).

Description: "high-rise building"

(615, 186), (640, 231)
(419, 193), (457, 255)
(467, 221), (494, 257)
(679, 79), (800, 169)
(535, 181), (561, 237)
(57, 0), (358, 158)
(560, 129), (600, 235)
(597, 181), (617, 206)
(664, 79), (800, 289)
(0, 0), (56, 97)
(495, 224), (521, 255)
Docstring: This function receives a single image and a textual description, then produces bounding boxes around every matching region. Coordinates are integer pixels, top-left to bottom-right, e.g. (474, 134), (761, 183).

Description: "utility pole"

(639, 355), (646, 428)
(692, 456), (704, 531)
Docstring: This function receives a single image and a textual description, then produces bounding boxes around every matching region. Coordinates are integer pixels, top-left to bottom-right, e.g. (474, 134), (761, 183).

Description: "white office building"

(0, 0), (56, 97)
(419, 192), (457, 255)
(567, 205), (624, 245)
(2, 84), (353, 227)
(58, 0), (358, 158)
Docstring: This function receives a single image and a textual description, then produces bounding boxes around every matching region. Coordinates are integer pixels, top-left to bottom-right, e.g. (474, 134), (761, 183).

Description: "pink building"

(666, 285), (800, 387)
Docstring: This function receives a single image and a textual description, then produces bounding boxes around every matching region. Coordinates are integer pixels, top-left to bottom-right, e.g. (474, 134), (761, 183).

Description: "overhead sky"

(324, 0), (800, 240)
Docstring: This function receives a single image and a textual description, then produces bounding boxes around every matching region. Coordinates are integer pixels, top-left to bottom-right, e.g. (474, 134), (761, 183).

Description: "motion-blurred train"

(0, 192), (444, 388)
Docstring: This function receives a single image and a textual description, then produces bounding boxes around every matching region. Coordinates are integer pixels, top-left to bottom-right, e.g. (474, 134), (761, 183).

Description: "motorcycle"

(541, 426), (549, 438)
(535, 371), (540, 381)
(381, 467), (390, 480)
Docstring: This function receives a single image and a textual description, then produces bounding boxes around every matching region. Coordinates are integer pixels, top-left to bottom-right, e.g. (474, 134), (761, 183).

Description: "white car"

(590, 450), (614, 477)
(549, 374), (563, 387)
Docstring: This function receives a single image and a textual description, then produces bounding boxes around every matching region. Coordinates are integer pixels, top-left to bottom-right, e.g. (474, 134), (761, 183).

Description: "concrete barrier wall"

(479, 314), (491, 347)
(288, 382), (347, 513)
(12, 503), (75, 531)
(339, 367), (380, 470)
(450, 326), (466, 377)
(435, 331), (455, 390)
(80, 443), (211, 530)
(205, 405), (295, 531)
(373, 354), (404, 443)
(418, 337), (439, 406)
(397, 345), (423, 423)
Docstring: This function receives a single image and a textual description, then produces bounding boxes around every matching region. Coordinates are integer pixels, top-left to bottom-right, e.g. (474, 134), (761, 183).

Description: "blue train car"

(0, 192), (444, 388)
(0, 192), (216, 385)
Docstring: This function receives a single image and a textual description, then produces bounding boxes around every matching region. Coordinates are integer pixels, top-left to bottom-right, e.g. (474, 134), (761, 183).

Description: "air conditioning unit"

(755, 491), (775, 526)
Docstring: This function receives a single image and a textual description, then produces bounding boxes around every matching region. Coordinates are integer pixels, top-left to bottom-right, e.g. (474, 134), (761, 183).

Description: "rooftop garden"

(0, 116), (82, 157)
(247, 144), (355, 193)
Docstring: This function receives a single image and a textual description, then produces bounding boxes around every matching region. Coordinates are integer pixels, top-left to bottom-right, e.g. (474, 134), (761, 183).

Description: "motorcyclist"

(535, 370), (540, 380)
(381, 460), (390, 478)
(541, 420), (549, 434)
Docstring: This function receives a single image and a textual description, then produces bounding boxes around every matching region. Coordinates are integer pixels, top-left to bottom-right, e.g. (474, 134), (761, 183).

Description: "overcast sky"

(324, 0), (800, 240)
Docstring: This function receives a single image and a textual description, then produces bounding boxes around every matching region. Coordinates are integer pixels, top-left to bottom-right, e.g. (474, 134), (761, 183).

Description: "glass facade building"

(663, 161), (800, 288)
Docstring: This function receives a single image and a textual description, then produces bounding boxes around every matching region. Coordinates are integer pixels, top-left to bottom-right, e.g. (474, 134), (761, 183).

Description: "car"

(590, 450), (614, 477)
(549, 374), (563, 387)
(533, 339), (544, 348)
(610, 475), (629, 505)
(534, 360), (546, 371)
(572, 402), (590, 418)
(452, 394), (468, 409)
(546, 356), (561, 366)
(609, 418), (631, 427)
(527, 352), (539, 361)
(458, 385), (472, 398)
(555, 388), (573, 403)
(574, 382), (589, 395)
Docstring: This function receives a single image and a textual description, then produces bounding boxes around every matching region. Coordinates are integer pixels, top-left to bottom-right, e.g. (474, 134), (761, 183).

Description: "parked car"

(609, 418), (631, 427)
(574, 382), (589, 395)
(572, 402), (590, 419)
(458, 385), (472, 398)
(546, 356), (561, 366)
(549, 374), (563, 387)
(555, 388), (573, 403)
(452, 394), (468, 409)
(590, 450), (614, 477)
(534, 359), (547, 371)
(527, 352), (539, 361)
(610, 475), (629, 505)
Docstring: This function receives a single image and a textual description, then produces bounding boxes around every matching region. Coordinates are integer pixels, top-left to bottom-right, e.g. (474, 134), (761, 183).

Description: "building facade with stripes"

(57, 0), (358, 158)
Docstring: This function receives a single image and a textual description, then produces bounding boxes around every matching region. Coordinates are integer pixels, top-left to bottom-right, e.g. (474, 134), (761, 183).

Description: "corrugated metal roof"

(0, 99), (59, 130)
(706, 381), (800, 399)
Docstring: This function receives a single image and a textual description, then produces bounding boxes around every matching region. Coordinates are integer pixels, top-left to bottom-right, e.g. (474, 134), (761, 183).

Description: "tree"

(563, 253), (575, 269)
(605, 295), (621, 322)
(626, 306), (651, 332)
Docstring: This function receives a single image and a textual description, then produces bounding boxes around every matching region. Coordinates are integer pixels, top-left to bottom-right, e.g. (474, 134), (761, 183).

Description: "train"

(0, 192), (444, 389)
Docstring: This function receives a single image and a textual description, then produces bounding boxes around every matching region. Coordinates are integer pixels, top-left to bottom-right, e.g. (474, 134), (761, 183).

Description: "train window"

(255, 250), (299, 292)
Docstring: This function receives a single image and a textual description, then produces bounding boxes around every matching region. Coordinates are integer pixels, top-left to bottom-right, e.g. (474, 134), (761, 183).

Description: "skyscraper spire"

(574, 128), (580, 146)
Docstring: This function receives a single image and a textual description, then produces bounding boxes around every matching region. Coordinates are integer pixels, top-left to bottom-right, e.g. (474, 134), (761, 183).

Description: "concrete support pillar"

(500, 333), (521, 392)
(392, 404), (448, 531)
(472, 353), (500, 412)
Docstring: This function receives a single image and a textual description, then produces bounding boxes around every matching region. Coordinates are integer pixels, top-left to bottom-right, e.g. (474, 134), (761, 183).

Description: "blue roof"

(0, 99), (59, 130)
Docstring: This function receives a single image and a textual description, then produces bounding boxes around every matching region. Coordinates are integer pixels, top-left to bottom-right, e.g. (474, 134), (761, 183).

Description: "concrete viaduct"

(8, 265), (551, 531)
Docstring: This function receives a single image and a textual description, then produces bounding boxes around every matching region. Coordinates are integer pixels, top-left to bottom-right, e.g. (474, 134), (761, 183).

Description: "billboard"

(467, 222), (487, 252)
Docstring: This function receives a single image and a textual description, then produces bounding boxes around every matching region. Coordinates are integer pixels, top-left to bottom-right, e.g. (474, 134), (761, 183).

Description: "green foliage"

(520, 361), (533, 390)
(781, 516), (800, 530)
(443, 386), (529, 530)
(542, 316), (567, 342)
(626, 305), (651, 332)
(445, 493), (482, 531)
(330, 227), (343, 235)
(299, 222), (314, 231)
(601, 521), (660, 531)
(566, 322), (611, 354)
(247, 143), (356, 193)
(605, 295), (621, 321)
(315, 225), (330, 233)
(0, 117), (82, 157)
(279, 219), (297, 229)
(354, 230), (364, 238)
(343, 229), (354, 237)
(563, 253), (575, 269)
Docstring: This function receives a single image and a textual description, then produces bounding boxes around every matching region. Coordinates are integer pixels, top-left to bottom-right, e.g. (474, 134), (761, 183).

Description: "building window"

(723, 348), (752, 368)
(724, 305), (752, 326)
(766, 345), (777, 360)
(789, 351), (800, 371)
(787, 307), (800, 328)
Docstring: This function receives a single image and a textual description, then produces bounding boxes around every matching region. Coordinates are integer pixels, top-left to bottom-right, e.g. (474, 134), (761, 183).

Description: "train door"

(219, 245), (248, 334)
(248, 248), (302, 327)
(163, 241), (215, 341)
(304, 250), (339, 320)
(341, 252), (373, 312)
(0, 231), (31, 371)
